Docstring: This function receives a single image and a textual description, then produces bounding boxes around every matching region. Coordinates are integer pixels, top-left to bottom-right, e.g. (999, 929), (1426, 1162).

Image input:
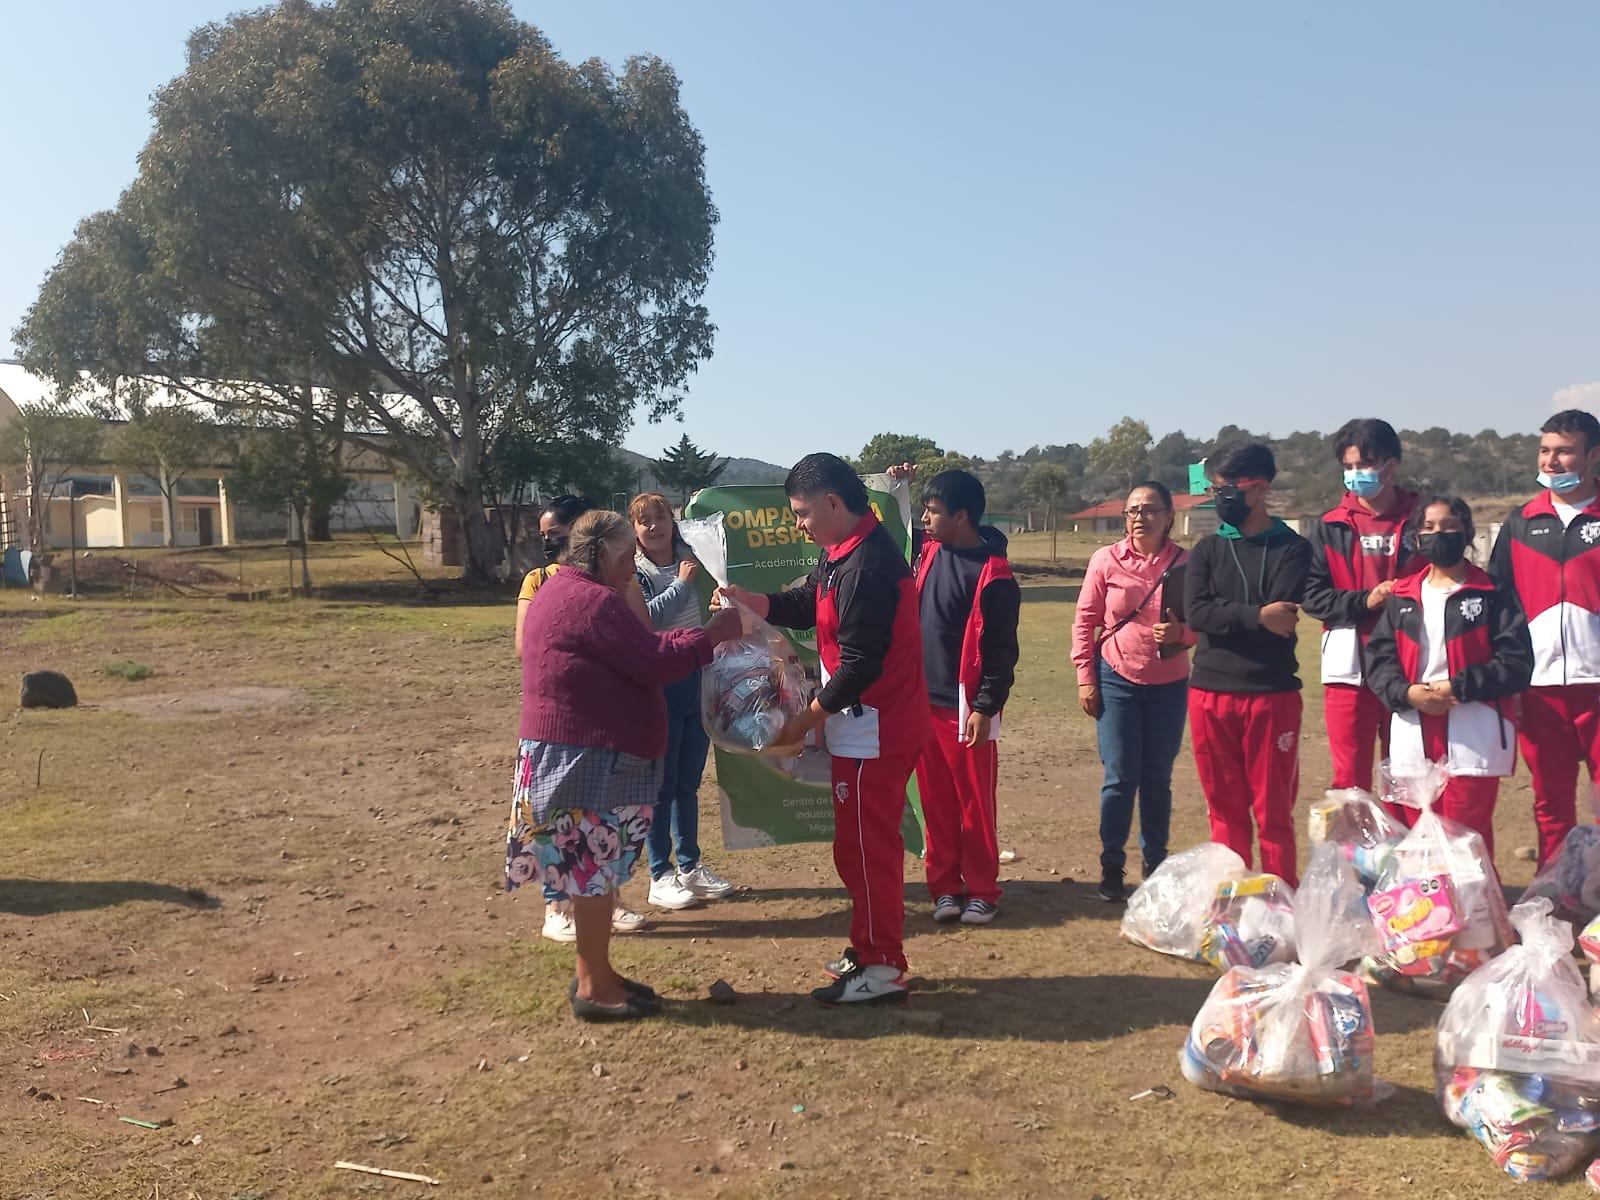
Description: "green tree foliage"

(15, 0), (716, 584)
(854, 433), (942, 474)
(230, 420), (352, 587)
(1086, 417), (1153, 495)
(649, 434), (729, 505)
(105, 408), (227, 548)
(0, 399), (104, 553)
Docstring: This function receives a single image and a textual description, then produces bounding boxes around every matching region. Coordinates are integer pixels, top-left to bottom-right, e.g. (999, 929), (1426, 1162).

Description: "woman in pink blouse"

(1071, 481), (1197, 902)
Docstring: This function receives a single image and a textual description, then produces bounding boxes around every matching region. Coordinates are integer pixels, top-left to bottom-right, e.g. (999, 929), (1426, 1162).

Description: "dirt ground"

(0, 584), (1569, 1199)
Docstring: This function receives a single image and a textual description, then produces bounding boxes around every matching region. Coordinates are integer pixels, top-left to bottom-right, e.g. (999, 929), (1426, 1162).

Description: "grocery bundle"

(1307, 787), (1405, 890)
(1359, 764), (1513, 998)
(1437, 899), (1600, 1182)
(1181, 844), (1382, 1107)
(1524, 825), (1600, 927)
(1121, 842), (1247, 961)
(1197, 874), (1298, 971)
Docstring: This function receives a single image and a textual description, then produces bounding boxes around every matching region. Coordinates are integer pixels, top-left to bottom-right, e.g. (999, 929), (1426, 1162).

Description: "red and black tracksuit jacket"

(913, 528), (1021, 725)
(1488, 492), (1600, 688)
(766, 512), (931, 759)
(1364, 565), (1533, 738)
(1302, 490), (1421, 681)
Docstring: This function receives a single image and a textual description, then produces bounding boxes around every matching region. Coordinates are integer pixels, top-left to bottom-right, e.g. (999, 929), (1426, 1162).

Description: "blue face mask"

(1538, 469), (1586, 494)
(1343, 468), (1383, 499)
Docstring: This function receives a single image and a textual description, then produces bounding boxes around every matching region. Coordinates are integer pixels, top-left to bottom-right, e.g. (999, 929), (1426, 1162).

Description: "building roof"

(1069, 493), (1212, 520)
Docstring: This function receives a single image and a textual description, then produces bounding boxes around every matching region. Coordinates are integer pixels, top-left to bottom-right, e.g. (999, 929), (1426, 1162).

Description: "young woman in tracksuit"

(720, 453), (931, 1007)
(1366, 497), (1533, 859)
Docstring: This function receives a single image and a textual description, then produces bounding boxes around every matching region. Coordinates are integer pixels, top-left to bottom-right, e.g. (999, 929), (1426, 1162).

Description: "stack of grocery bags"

(1121, 762), (1600, 1185)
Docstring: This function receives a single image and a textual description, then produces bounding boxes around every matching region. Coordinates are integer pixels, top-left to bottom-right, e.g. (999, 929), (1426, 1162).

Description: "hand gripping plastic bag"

(1437, 899), (1600, 1183)
(1359, 762), (1513, 999)
(1181, 844), (1383, 1107)
(678, 514), (811, 755)
(1307, 787), (1405, 890)
(1121, 843), (1246, 961)
(1198, 874), (1298, 971)
(1524, 826), (1600, 927)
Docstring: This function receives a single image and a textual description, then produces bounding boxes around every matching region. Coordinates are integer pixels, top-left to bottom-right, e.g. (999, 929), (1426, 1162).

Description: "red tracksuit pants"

(832, 749), (919, 973)
(1520, 685), (1600, 868)
(915, 706), (1001, 904)
(1189, 689), (1302, 886)
(1324, 683), (1390, 793)
(1389, 713), (1501, 860)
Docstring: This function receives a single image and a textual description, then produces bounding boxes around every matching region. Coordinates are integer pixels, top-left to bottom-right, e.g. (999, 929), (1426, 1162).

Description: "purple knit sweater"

(519, 565), (712, 758)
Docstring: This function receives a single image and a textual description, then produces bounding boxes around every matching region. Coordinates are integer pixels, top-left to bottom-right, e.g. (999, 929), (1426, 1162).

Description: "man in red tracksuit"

(911, 469), (1020, 927)
(1488, 408), (1600, 866)
(1303, 419), (1421, 792)
(1184, 442), (1312, 886)
(723, 453), (931, 1007)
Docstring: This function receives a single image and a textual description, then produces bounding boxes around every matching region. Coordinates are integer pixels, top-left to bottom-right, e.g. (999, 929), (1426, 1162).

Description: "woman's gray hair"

(566, 510), (634, 576)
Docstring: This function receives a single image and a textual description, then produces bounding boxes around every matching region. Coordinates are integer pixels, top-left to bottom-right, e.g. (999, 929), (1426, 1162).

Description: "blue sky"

(4, 2), (1598, 466)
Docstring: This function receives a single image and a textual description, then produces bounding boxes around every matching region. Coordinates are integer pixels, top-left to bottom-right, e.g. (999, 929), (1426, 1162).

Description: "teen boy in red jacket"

(1303, 419), (1421, 792)
(721, 453), (931, 1007)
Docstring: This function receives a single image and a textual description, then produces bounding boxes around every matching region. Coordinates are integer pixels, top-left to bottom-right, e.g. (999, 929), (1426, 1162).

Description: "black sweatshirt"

(1184, 519), (1312, 694)
(919, 529), (1021, 713)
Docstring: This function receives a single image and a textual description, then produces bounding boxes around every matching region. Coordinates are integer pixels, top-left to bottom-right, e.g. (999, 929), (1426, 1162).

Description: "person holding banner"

(721, 453), (931, 1007)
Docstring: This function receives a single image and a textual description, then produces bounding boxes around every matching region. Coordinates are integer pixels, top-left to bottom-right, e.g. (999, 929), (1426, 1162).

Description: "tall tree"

(1086, 417), (1153, 495)
(0, 398), (104, 553)
(649, 434), (728, 505)
(230, 421), (352, 587)
(1024, 461), (1072, 560)
(855, 433), (941, 474)
(105, 409), (226, 548)
(15, 0), (716, 584)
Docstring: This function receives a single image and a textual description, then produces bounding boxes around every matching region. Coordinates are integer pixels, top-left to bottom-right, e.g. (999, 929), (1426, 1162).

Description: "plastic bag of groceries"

(679, 514), (811, 755)
(1437, 899), (1600, 1183)
(1307, 787), (1406, 890)
(1121, 843), (1246, 961)
(1359, 762), (1513, 999)
(1524, 825), (1600, 927)
(1198, 874), (1298, 971)
(1181, 844), (1383, 1107)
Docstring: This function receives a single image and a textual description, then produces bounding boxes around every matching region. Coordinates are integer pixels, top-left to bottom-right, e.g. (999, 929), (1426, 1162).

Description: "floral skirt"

(504, 739), (657, 899)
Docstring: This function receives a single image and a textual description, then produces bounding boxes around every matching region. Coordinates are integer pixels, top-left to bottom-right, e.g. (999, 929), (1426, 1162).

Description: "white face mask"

(1538, 469), (1586, 494)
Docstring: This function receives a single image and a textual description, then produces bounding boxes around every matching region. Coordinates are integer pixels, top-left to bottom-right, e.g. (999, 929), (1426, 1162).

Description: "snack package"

(1307, 787), (1405, 889)
(1198, 874), (1298, 971)
(1121, 843), (1246, 961)
(1524, 826), (1600, 927)
(1359, 762), (1513, 999)
(1437, 899), (1600, 1183)
(1181, 844), (1383, 1107)
(1579, 915), (1600, 1000)
(679, 514), (812, 755)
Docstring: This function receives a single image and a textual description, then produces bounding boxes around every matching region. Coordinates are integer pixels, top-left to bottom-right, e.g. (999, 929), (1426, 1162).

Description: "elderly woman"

(506, 511), (741, 1020)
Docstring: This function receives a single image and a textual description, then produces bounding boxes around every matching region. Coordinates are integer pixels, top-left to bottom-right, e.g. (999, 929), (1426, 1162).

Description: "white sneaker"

(611, 901), (648, 934)
(541, 904), (577, 944)
(811, 963), (908, 1006)
(932, 894), (963, 924)
(677, 863), (735, 899)
(647, 874), (700, 911)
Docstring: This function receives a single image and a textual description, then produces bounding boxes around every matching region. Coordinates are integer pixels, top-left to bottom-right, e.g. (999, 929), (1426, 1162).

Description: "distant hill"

(616, 448), (789, 494)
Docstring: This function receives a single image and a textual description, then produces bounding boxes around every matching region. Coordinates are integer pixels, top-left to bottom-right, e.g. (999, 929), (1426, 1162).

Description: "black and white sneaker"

(822, 947), (860, 979)
(960, 898), (998, 925)
(811, 963), (908, 1007)
(933, 894), (963, 924)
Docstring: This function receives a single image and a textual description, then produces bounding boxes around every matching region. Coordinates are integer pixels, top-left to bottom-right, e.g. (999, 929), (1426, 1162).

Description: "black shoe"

(1098, 868), (1127, 903)
(811, 963), (909, 1007)
(569, 976), (659, 1003)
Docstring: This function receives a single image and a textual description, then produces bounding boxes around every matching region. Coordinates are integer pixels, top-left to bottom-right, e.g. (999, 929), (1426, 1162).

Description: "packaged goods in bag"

(1121, 843), (1246, 961)
(1307, 787), (1405, 889)
(1181, 844), (1383, 1107)
(1359, 762), (1512, 999)
(679, 515), (812, 755)
(1436, 899), (1600, 1183)
(1198, 874), (1297, 971)
(1524, 825), (1600, 927)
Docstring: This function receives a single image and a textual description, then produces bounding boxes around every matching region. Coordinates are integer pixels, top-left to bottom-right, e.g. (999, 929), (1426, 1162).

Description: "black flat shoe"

(569, 976), (661, 1006)
(570, 990), (661, 1022)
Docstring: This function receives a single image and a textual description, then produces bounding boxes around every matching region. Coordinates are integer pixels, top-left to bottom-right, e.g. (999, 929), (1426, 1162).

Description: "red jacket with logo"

(765, 512), (932, 760)
(1488, 492), (1600, 687)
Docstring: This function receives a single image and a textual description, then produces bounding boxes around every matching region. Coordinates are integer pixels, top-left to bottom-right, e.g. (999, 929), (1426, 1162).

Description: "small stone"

(592, 1063), (608, 1078)
(921, 1165), (935, 1175)
(251, 968), (277, 985)
(734, 1059), (747, 1071)
(1513, 846), (1539, 863)
(709, 1164), (721, 1175)
(708, 979), (737, 1005)
(218, 1025), (240, 1038)
(777, 1161), (795, 1171)
(481, 1174), (494, 1184)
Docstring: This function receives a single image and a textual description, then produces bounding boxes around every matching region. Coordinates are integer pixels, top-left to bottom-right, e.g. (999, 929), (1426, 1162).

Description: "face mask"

(543, 535), (566, 561)
(1538, 469), (1586, 494)
(1415, 531), (1467, 568)
(1343, 468), (1383, 499)
(1214, 487), (1252, 529)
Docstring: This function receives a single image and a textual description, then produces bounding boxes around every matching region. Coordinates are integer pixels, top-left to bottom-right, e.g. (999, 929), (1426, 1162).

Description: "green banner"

(684, 476), (926, 853)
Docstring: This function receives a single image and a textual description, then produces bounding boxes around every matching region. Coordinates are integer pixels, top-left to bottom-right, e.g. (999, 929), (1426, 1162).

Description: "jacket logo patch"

(1582, 521), (1600, 545)
(1530, 526), (1552, 536)
(1459, 597), (1485, 622)
(1276, 731), (1296, 752)
(1360, 533), (1396, 555)
(834, 781), (850, 804)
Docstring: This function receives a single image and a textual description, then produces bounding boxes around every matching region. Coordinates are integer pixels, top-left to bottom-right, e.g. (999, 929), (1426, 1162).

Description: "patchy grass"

(102, 660), (155, 681)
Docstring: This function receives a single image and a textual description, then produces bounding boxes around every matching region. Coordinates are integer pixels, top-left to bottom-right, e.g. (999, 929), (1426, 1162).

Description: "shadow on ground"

(0, 879), (220, 916)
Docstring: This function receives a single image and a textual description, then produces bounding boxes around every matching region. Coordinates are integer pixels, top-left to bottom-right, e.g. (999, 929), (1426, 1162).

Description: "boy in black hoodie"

(1184, 443), (1311, 885)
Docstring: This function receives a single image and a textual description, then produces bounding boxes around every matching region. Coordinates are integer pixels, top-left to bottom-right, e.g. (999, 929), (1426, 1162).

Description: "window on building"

(178, 506), (200, 534)
(149, 506), (164, 534)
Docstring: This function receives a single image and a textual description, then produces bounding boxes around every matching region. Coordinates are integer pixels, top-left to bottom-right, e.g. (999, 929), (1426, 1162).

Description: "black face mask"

(543, 536), (566, 562)
(1415, 531), (1467, 567)
(1214, 486), (1252, 529)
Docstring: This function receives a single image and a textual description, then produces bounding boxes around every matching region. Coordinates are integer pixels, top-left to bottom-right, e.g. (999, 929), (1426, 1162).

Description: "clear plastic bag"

(1359, 762), (1513, 999)
(1198, 874), (1298, 971)
(1181, 844), (1383, 1107)
(1121, 842), (1247, 961)
(1524, 826), (1600, 927)
(1437, 899), (1600, 1182)
(1307, 787), (1405, 890)
(678, 514), (812, 756)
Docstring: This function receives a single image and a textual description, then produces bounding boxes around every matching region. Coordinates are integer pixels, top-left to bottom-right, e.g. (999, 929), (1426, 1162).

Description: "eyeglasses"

(1123, 506), (1168, 518)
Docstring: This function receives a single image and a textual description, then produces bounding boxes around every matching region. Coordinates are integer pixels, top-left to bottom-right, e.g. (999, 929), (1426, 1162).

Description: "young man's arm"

(1268, 536), (1312, 605)
(1183, 538), (1263, 635)
(1301, 522), (1370, 625)
(973, 577), (1022, 715)
(814, 567), (899, 714)
(764, 562), (821, 630)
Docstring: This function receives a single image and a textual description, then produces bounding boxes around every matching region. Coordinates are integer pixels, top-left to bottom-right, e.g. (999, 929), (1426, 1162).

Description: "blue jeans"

(648, 669), (711, 880)
(1096, 658), (1188, 874)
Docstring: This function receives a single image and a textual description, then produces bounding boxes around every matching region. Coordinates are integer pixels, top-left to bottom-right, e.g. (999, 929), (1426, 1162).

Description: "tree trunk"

(307, 503), (334, 542)
(159, 470), (176, 548)
(456, 497), (506, 586)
